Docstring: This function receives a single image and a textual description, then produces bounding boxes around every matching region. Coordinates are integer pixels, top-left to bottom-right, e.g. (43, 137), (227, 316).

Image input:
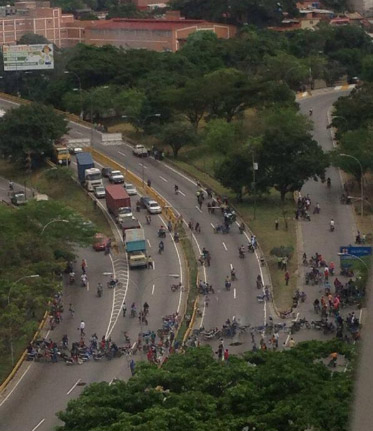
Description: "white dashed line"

(118, 151), (126, 157)
(178, 190), (186, 196)
(233, 288), (237, 299)
(147, 239), (151, 248)
(159, 176), (168, 182)
(67, 379), (81, 395)
(210, 223), (215, 229)
(31, 419), (45, 431)
(222, 242), (228, 251)
(139, 163), (148, 169)
(195, 206), (202, 213)
(230, 263), (233, 270)
(152, 284), (155, 295)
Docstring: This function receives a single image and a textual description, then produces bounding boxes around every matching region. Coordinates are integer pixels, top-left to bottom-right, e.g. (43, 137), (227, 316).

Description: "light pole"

(41, 218), (69, 235)
(340, 153), (364, 217)
(65, 71), (82, 118)
(7, 274), (40, 365)
(337, 252), (368, 269)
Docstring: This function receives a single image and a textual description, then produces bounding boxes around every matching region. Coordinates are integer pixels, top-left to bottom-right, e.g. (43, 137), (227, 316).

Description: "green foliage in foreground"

(57, 342), (354, 431)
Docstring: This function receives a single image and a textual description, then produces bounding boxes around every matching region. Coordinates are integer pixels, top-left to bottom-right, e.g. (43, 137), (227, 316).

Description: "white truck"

(85, 168), (103, 191)
(132, 144), (148, 157)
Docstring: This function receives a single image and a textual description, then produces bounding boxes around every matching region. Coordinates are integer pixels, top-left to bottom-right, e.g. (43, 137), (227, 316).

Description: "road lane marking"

(139, 163), (148, 169)
(118, 151), (126, 157)
(210, 223), (215, 229)
(233, 288), (237, 299)
(178, 190), (186, 196)
(230, 263), (233, 270)
(147, 239), (151, 248)
(0, 365), (31, 407)
(159, 176), (168, 182)
(163, 163), (197, 185)
(195, 206), (202, 213)
(67, 379), (81, 395)
(222, 242), (228, 251)
(31, 419), (45, 431)
(152, 260), (155, 270)
(152, 284), (155, 295)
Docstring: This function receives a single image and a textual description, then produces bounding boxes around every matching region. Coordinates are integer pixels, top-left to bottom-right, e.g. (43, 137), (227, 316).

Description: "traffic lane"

(95, 143), (263, 328)
(67, 125), (262, 328)
(109, 210), (183, 351)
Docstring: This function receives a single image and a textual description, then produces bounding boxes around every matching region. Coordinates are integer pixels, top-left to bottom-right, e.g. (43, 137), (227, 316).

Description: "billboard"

(3, 44), (54, 71)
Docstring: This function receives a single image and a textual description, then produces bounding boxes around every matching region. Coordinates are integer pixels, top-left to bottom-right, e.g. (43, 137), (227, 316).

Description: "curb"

(0, 310), (48, 394)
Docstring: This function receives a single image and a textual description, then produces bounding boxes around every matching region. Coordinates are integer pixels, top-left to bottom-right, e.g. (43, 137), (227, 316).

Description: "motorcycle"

(171, 282), (182, 292)
(69, 273), (75, 285)
(107, 278), (118, 289)
(239, 249), (245, 259)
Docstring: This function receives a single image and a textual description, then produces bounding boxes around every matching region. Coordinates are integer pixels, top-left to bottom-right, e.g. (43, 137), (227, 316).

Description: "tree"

(0, 103), (68, 163)
(331, 129), (373, 183)
(203, 119), (238, 155)
(259, 107), (328, 200)
(57, 342), (354, 431)
(361, 55), (373, 82)
(158, 121), (197, 158)
(113, 88), (148, 129)
(18, 33), (50, 45)
(163, 78), (211, 129)
(205, 68), (251, 122)
(83, 86), (115, 121)
(107, 3), (145, 18)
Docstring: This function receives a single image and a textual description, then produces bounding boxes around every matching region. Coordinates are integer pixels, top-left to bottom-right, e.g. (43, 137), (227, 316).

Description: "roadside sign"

(339, 246), (372, 257)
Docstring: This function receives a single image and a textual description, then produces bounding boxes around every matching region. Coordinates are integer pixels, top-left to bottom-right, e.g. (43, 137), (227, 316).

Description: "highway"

(0, 89), (354, 430)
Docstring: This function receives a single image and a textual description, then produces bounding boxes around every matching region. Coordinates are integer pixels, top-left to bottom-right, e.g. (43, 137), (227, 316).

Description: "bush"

(270, 245), (294, 258)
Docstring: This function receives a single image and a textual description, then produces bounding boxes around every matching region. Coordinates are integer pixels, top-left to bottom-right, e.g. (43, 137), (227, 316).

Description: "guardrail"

(0, 310), (48, 392)
(67, 138), (91, 147)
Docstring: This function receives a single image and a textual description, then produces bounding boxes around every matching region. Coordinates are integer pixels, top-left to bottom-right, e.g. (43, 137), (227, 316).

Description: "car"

(133, 144), (148, 157)
(69, 147), (83, 155)
(93, 233), (109, 251)
(143, 198), (162, 214)
(94, 186), (106, 199)
(10, 191), (27, 206)
(124, 182), (137, 196)
(109, 170), (125, 184)
(139, 196), (151, 208)
(101, 167), (112, 178)
(118, 206), (133, 218)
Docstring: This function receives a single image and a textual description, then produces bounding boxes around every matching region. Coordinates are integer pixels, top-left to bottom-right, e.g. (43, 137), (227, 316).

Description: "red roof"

(86, 18), (211, 31)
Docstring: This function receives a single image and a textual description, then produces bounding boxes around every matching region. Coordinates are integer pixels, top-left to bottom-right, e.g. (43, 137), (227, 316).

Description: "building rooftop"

(85, 17), (213, 31)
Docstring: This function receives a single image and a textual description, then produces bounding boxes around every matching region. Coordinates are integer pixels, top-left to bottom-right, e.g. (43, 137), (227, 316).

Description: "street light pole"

(337, 252), (368, 269)
(64, 71), (82, 118)
(7, 274), (40, 365)
(340, 153), (364, 217)
(41, 218), (69, 235)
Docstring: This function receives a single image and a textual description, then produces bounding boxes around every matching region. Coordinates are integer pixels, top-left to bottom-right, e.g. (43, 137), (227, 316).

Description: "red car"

(93, 233), (110, 251)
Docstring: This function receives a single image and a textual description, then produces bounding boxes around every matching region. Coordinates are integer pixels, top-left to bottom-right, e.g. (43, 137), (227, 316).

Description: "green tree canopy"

(57, 342), (354, 431)
(158, 120), (197, 157)
(0, 102), (68, 163)
(259, 107), (328, 200)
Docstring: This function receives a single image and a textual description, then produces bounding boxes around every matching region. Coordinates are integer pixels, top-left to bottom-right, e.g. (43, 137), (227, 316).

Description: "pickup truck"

(11, 191), (27, 206)
(132, 144), (148, 157)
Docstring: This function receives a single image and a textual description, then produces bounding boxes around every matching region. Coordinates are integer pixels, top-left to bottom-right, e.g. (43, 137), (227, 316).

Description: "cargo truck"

(52, 142), (71, 165)
(85, 167), (103, 191)
(125, 228), (147, 269)
(76, 152), (94, 184)
(76, 153), (103, 190)
(105, 185), (131, 218)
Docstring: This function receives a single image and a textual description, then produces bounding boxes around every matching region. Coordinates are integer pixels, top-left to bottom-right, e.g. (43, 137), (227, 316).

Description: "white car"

(145, 199), (162, 214)
(94, 186), (106, 199)
(69, 147), (83, 155)
(124, 183), (137, 196)
(109, 170), (125, 184)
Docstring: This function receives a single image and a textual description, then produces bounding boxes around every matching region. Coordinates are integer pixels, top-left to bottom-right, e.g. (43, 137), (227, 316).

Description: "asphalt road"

(0, 89), (359, 430)
(0, 151), (185, 431)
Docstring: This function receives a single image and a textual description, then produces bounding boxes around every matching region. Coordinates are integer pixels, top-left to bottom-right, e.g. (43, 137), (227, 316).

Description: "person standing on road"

(81, 259), (87, 274)
(79, 320), (86, 336)
(129, 359), (136, 376)
(275, 219), (279, 230)
(122, 302), (127, 317)
(285, 271), (290, 286)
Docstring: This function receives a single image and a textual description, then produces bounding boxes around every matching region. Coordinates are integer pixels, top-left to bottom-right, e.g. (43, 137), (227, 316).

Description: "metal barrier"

(67, 138), (90, 147)
(101, 133), (122, 145)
